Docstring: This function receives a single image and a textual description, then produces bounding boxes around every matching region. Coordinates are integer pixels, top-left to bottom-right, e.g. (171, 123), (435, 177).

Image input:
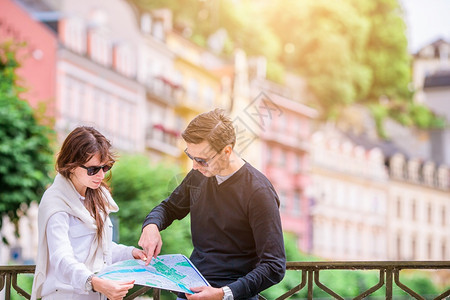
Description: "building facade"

(260, 92), (317, 253)
(387, 154), (449, 260)
(55, 0), (146, 151)
(0, 0), (58, 121)
(412, 38), (450, 104)
(309, 130), (389, 260)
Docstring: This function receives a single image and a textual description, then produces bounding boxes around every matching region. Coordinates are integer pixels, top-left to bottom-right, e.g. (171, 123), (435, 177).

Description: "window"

(442, 241), (447, 260)
(63, 17), (87, 54)
(70, 78), (80, 120)
(79, 85), (86, 122)
(294, 155), (301, 173)
(204, 86), (215, 107)
(427, 237), (433, 259)
(279, 191), (286, 212)
(152, 20), (165, 41)
(408, 160), (419, 182)
(397, 197), (402, 219)
(390, 154), (406, 179)
(89, 29), (112, 67)
(278, 115), (288, 134)
(266, 146), (272, 162)
(396, 234), (402, 260)
(187, 78), (198, 101)
(114, 44), (135, 78)
(438, 167), (449, 189)
(296, 118), (302, 138)
(442, 207), (446, 226)
(279, 150), (286, 167)
(141, 14), (152, 34)
(62, 77), (72, 117)
(293, 191), (301, 216)
(427, 203), (432, 224)
(423, 163), (435, 186)
(411, 200), (416, 221)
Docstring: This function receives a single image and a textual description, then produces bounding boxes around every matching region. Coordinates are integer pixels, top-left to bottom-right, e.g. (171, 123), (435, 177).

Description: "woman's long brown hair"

(56, 126), (116, 241)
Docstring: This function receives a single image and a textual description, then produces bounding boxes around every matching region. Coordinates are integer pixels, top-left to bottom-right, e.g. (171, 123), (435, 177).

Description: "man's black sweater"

(143, 162), (286, 299)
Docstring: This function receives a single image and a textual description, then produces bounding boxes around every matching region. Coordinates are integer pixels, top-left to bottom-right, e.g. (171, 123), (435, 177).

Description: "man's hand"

(186, 286), (224, 300)
(91, 277), (135, 300)
(138, 224), (162, 265)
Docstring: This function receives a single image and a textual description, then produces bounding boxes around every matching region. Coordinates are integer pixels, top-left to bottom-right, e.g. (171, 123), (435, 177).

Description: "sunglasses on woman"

(80, 164), (113, 176)
(184, 148), (219, 167)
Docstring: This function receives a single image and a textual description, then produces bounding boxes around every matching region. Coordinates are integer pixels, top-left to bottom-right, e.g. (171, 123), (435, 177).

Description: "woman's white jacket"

(31, 174), (134, 299)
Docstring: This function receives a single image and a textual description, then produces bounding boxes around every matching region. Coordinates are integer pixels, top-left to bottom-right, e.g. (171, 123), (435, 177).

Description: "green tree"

(111, 154), (191, 299)
(266, 0), (372, 119)
(0, 41), (53, 231)
(133, 0), (442, 137)
(110, 154), (192, 256)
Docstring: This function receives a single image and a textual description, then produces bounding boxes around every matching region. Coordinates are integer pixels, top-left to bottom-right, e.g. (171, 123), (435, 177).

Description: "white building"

(387, 154), (449, 260)
(309, 130), (389, 260)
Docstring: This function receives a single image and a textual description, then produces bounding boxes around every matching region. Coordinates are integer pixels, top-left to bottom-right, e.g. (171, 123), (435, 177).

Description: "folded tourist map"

(96, 254), (210, 294)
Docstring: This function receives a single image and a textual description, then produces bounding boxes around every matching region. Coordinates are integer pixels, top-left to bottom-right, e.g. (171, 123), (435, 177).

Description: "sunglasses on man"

(184, 148), (219, 168)
(80, 164), (113, 176)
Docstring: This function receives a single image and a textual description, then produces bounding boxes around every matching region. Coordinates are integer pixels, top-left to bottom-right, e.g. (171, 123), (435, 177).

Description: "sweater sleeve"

(46, 212), (93, 293)
(142, 170), (194, 231)
(227, 186), (286, 299)
(111, 242), (135, 263)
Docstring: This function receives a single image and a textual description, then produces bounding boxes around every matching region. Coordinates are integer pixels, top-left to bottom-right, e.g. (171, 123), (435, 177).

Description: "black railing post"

(385, 266), (393, 299)
(153, 288), (161, 300)
(307, 269), (313, 299)
(5, 273), (11, 300)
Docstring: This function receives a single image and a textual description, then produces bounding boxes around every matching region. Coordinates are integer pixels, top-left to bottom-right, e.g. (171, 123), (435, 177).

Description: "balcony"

(146, 124), (181, 157)
(1, 261), (449, 299)
(261, 131), (310, 152)
(146, 75), (183, 106)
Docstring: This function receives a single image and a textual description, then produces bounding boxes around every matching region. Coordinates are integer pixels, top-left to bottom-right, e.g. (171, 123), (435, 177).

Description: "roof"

(343, 131), (409, 159)
(14, 0), (61, 33)
(415, 38), (450, 58)
(424, 70), (450, 88)
(14, 0), (55, 13)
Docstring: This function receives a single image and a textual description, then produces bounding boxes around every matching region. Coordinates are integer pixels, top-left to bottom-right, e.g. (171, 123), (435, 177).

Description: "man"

(139, 108), (286, 300)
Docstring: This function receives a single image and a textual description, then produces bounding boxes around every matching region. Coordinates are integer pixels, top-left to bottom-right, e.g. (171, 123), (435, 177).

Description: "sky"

(399, 0), (450, 53)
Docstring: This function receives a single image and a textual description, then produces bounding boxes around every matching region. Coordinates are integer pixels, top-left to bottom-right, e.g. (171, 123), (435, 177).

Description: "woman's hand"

(91, 277), (135, 300)
(132, 247), (148, 261)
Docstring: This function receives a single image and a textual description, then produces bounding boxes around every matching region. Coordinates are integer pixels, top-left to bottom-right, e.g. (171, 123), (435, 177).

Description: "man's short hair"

(182, 108), (236, 152)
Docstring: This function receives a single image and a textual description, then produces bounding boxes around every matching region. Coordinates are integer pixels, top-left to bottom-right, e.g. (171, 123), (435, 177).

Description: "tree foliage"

(0, 41), (53, 229)
(266, 0), (372, 118)
(132, 0), (441, 137)
(110, 154), (192, 256)
(110, 154), (192, 299)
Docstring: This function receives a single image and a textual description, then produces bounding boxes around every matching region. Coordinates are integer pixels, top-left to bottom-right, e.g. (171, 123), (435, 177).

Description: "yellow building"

(165, 29), (233, 170)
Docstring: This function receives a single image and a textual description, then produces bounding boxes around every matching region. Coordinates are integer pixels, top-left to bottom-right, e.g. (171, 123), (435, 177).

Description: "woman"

(31, 126), (146, 300)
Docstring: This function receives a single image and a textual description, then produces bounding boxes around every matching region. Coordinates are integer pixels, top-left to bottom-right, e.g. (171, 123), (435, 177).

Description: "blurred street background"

(0, 0), (449, 298)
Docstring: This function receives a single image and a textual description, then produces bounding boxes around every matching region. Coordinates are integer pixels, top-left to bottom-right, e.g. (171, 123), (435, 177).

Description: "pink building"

(258, 92), (317, 253)
(0, 0), (57, 120)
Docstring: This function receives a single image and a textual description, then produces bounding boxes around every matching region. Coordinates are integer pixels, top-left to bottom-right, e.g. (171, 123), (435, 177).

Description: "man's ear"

(224, 145), (233, 155)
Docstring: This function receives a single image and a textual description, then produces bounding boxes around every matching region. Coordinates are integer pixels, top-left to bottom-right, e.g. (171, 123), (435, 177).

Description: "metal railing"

(277, 261), (450, 300)
(1, 261), (449, 299)
(0, 265), (35, 300)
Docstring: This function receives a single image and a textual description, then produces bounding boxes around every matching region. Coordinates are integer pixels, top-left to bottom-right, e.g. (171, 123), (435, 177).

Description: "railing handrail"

(0, 265), (35, 272)
(286, 260), (450, 269)
(1, 261), (449, 300)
